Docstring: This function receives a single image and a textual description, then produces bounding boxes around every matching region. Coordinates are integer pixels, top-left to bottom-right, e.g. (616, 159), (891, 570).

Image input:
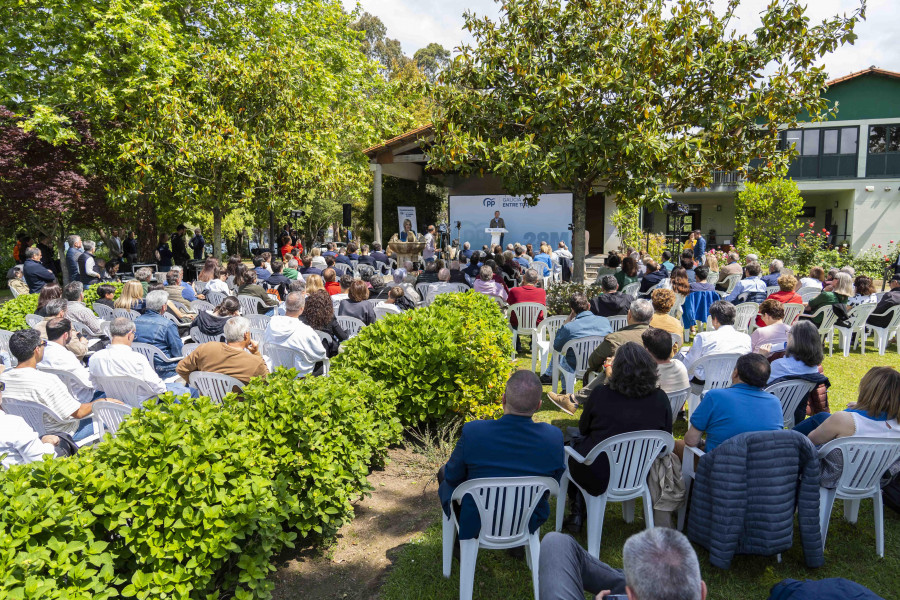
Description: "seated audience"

(93, 284), (117, 309)
(22, 247), (57, 293)
(660, 250), (676, 273)
(849, 275), (878, 305)
(669, 266), (692, 297)
(134, 267), (153, 295)
(236, 267), (278, 314)
(690, 266), (715, 292)
(715, 251), (742, 291)
(507, 269), (546, 326)
(0, 380), (68, 466)
(7, 266), (29, 296)
(300, 255), (324, 276)
(176, 317), (268, 385)
(415, 261), (441, 286)
(639, 258), (668, 294)
(282, 259), (302, 281)
(649, 288), (683, 352)
(562, 342), (672, 531)
(438, 370), (564, 541)
(0, 329), (103, 442)
(33, 298), (91, 358)
(115, 280), (146, 314)
(540, 292), (611, 388)
(64, 282), (103, 337)
(803, 271), (852, 326)
(590, 275), (632, 317)
(678, 353), (783, 456)
(304, 274), (325, 294)
(89, 318), (195, 397)
(614, 255), (640, 290)
(34, 283), (62, 317)
(148, 281), (192, 324)
(194, 296), (241, 341)
(204, 266), (231, 295)
(390, 269), (419, 303)
(322, 268), (342, 296)
(135, 290), (184, 379)
(338, 280), (376, 325)
(40, 318), (97, 404)
(794, 366), (900, 488)
(473, 265), (508, 304)
(724, 261), (766, 304)
(169, 266), (197, 302)
(679, 301), (751, 390)
(757, 273), (803, 328)
(751, 299), (791, 354)
(309, 248), (327, 271)
(704, 253), (719, 275)
(263, 292), (327, 377)
(761, 259), (785, 286)
(368, 273), (390, 300)
(867, 274), (900, 328)
(370, 242), (390, 268)
(378, 286), (414, 313)
(679, 252), (696, 282)
(300, 289), (348, 357)
(799, 266), (825, 290)
(264, 260), (292, 298)
(768, 320), (823, 382)
(252, 256), (272, 283)
(642, 327), (689, 395)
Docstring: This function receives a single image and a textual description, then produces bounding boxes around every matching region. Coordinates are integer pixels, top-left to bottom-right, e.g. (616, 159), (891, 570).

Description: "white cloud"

(341, 0), (895, 79)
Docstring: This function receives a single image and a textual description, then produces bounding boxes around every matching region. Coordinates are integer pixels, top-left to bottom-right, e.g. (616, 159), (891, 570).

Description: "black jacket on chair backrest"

(686, 429), (823, 569)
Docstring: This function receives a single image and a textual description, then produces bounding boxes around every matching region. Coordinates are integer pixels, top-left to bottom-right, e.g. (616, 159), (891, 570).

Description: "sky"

(339, 0), (896, 80)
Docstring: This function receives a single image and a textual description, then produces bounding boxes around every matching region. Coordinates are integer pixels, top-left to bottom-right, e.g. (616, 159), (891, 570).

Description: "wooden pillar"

(372, 163), (383, 244)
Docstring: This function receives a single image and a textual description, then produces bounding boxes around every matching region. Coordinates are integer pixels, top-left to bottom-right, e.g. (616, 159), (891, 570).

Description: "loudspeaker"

(342, 203), (352, 228)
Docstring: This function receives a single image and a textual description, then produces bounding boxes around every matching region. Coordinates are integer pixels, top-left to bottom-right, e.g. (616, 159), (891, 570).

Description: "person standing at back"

(65, 234), (83, 284)
(190, 228), (206, 260)
(692, 229), (706, 265)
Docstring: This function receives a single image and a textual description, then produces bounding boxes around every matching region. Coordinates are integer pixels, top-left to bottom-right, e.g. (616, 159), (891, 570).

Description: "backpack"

(768, 578), (883, 600)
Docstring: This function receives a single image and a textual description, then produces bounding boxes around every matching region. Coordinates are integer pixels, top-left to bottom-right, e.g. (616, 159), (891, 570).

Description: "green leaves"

(734, 178), (805, 254)
(0, 294), (39, 331)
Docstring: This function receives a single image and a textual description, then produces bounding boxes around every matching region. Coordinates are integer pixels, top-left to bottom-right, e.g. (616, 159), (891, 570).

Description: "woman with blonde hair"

(115, 280), (146, 313)
(305, 274), (325, 294)
(803, 271), (852, 326)
(649, 288), (683, 352)
(705, 253), (719, 274)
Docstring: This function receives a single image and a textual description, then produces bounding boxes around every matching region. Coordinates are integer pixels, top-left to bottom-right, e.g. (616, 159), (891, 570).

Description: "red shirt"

(756, 290), (804, 327)
(325, 281), (342, 295)
(507, 285), (547, 327)
(280, 244), (294, 258)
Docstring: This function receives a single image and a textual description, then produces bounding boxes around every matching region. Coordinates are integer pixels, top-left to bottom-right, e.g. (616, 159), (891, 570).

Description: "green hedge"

(0, 294), (39, 330)
(0, 292), (512, 599)
(333, 291), (514, 422)
(546, 281), (602, 316)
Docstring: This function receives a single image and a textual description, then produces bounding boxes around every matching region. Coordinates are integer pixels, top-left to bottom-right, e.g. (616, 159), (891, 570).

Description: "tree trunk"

(56, 219), (69, 286)
(137, 196), (158, 262)
(212, 206), (223, 260)
(572, 185), (588, 283)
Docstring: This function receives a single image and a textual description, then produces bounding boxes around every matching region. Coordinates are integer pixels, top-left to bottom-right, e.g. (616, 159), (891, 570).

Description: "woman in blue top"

(398, 219), (415, 242)
(767, 320), (822, 381)
(156, 233), (173, 272)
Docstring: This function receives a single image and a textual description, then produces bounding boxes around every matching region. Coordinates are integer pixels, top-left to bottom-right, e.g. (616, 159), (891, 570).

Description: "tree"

(414, 43), (451, 82)
(734, 178), (805, 254)
(0, 107), (119, 283)
(428, 0), (864, 281)
(351, 11), (411, 78)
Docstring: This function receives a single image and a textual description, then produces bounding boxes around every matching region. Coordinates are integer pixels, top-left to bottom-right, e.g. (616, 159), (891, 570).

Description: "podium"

(485, 228), (508, 246)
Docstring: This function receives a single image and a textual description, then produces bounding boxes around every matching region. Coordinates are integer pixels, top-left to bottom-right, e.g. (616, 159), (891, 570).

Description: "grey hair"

(600, 274), (618, 292)
(438, 268), (450, 282)
(46, 298), (69, 317)
(288, 279), (306, 293)
(393, 269), (406, 284)
(170, 265), (183, 275)
(109, 317), (136, 337)
(63, 281), (83, 301)
(623, 528), (702, 600)
(24, 247), (41, 260)
(288, 259), (299, 268)
(463, 242), (470, 249)
(523, 268), (540, 284)
(284, 292), (305, 313)
(145, 290), (169, 313)
(82, 240), (96, 252)
(67, 234), (81, 246)
(371, 274), (384, 287)
(479, 265), (493, 281)
(224, 316), (250, 343)
(404, 261), (414, 271)
(135, 267), (153, 282)
(629, 299), (654, 323)
(840, 265), (856, 277)
(769, 259), (783, 273)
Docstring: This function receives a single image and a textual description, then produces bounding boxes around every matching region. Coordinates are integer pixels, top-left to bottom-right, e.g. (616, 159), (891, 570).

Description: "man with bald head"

(438, 370), (565, 542)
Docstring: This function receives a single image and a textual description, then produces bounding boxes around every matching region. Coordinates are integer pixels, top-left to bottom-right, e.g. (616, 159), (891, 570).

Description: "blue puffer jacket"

(768, 578), (884, 600)
(681, 289), (720, 328)
(686, 430), (823, 569)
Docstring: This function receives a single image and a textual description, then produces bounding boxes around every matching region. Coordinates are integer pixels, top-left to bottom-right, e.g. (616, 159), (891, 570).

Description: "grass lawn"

(380, 346), (900, 600)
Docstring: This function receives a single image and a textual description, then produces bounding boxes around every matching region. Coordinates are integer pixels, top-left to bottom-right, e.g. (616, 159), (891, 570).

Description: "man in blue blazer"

(438, 370), (565, 541)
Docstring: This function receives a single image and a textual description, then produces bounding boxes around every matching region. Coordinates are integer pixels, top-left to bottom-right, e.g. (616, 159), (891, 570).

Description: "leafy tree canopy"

(428, 0), (864, 280)
(735, 178), (805, 254)
(414, 43), (451, 82)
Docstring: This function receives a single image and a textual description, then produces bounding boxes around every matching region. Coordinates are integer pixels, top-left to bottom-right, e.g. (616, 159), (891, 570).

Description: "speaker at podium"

(485, 228), (508, 247)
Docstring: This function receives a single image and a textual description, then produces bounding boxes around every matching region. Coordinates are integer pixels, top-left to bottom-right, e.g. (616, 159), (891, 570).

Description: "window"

(785, 130), (802, 151)
(890, 126), (900, 152)
(802, 130), (819, 155)
(840, 127), (858, 155)
(866, 124), (900, 177)
(800, 206), (816, 218)
(823, 130), (838, 154)
(869, 126), (887, 154)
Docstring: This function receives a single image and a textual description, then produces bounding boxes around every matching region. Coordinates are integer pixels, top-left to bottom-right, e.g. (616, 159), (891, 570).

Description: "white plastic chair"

(181, 342), (200, 356)
(188, 371), (244, 404)
(374, 303), (402, 320)
(0, 329), (15, 366)
(805, 306), (839, 356)
(733, 302), (759, 334)
(685, 353), (742, 415)
(666, 387), (691, 418)
(706, 271), (719, 286)
(36, 366), (92, 402)
(766, 285), (780, 296)
(112, 308), (141, 321)
(374, 260), (388, 275)
(205, 291), (227, 306)
(834, 303), (877, 356)
(608, 315), (628, 332)
(91, 375), (161, 407)
(508, 302), (545, 357)
(245, 314), (271, 330)
(266, 343), (329, 377)
(442, 476), (559, 600)
(93, 303), (114, 320)
(332, 263), (349, 276)
(530, 315), (567, 373)
(0, 397), (101, 447)
(555, 431), (674, 558)
(864, 305), (900, 355)
(237, 294), (267, 316)
(800, 290), (821, 302)
(25, 314), (44, 328)
(719, 274), (741, 296)
(415, 282), (433, 302)
(818, 437), (900, 557)
(764, 380), (816, 429)
(190, 299), (215, 313)
(782, 303), (804, 326)
(9, 285), (23, 299)
(551, 335), (605, 395)
(132, 342), (183, 372)
(331, 296), (344, 314)
(796, 286), (822, 298)
(70, 320), (95, 338)
(93, 401), (136, 437)
(622, 282), (640, 298)
(190, 326), (220, 344)
(336, 315), (365, 338)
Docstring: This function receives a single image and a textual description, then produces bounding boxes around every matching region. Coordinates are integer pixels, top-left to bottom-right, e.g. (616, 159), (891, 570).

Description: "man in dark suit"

(189, 228), (206, 260)
(23, 247), (57, 293)
(489, 211), (506, 248)
(438, 370), (565, 541)
(370, 242), (390, 273)
(65, 234), (83, 283)
(357, 245), (376, 267)
(590, 275), (633, 317)
(171, 224), (190, 268)
(867, 274), (900, 328)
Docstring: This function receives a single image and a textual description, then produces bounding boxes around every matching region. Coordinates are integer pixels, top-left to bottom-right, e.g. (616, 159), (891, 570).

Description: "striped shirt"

(0, 367), (81, 435)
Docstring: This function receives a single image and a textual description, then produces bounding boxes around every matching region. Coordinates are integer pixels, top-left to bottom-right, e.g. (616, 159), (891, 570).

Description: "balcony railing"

(662, 170), (744, 192)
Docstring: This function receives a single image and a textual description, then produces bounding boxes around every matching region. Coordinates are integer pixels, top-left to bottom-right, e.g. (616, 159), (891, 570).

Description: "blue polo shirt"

(690, 383), (784, 452)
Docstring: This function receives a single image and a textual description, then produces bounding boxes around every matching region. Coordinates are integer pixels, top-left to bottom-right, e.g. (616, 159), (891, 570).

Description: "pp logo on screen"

(482, 198), (495, 208)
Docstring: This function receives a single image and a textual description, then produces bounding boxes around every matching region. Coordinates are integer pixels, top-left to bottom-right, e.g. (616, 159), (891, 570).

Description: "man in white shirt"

(0, 329), (100, 441)
(423, 225), (436, 263)
(724, 261), (767, 304)
(108, 228), (124, 261)
(555, 241), (573, 260)
(679, 301), (751, 392)
(64, 281), (104, 337)
(263, 292), (326, 377)
(89, 318), (197, 401)
(641, 327), (689, 395)
(428, 268), (459, 301)
(0, 373), (64, 467)
(40, 318), (97, 404)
